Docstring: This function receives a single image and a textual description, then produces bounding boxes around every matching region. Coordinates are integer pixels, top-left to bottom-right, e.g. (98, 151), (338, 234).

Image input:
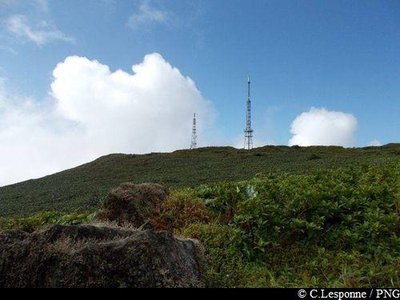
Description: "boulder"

(0, 224), (205, 288)
(96, 183), (168, 227)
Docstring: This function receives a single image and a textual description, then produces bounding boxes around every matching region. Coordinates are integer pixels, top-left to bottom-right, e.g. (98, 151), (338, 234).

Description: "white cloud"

(0, 53), (214, 186)
(368, 139), (382, 147)
(289, 107), (358, 147)
(4, 14), (74, 46)
(0, 0), (47, 10)
(128, 1), (171, 30)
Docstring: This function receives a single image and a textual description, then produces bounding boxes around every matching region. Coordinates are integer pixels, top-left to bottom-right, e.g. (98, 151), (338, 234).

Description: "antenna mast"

(244, 76), (254, 150)
(190, 113), (197, 150)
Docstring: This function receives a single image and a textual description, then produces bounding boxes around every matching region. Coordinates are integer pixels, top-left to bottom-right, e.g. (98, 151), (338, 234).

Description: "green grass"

(0, 152), (399, 288)
(0, 211), (95, 233)
(1, 144), (400, 217)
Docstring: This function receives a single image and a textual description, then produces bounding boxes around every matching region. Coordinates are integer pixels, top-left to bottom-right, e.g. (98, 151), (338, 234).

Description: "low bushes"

(2, 162), (399, 287)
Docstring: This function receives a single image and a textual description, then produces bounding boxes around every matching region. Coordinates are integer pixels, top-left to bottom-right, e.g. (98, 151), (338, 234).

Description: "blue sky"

(0, 0), (400, 184)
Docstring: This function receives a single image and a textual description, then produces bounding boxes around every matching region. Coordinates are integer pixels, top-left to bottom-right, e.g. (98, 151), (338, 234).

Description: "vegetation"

(1, 144), (400, 217)
(168, 163), (400, 287)
(0, 211), (95, 233)
(0, 145), (399, 287)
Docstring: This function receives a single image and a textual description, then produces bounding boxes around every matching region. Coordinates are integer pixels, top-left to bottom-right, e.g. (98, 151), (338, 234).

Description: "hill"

(1, 144), (400, 217)
(1, 162), (399, 287)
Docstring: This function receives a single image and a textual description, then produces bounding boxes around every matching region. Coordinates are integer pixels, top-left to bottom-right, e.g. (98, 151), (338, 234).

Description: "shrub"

(96, 183), (168, 227)
(152, 190), (211, 231)
(0, 211), (95, 233)
(180, 223), (270, 288)
(3, 162), (400, 288)
(181, 163), (400, 287)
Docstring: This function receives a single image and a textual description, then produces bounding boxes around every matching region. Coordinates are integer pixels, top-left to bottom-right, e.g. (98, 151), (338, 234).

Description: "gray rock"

(0, 224), (205, 288)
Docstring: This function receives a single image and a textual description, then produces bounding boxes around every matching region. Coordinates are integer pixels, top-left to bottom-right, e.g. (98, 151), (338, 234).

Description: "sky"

(0, 0), (399, 186)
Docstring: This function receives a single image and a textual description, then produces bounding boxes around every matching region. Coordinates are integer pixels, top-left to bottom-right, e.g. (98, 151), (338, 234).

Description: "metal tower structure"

(244, 76), (254, 150)
(190, 113), (197, 150)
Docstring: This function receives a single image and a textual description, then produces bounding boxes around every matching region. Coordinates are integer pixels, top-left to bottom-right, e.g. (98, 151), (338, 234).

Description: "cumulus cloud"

(368, 139), (382, 147)
(0, 84), (76, 187)
(128, 1), (171, 30)
(4, 15), (74, 46)
(288, 107), (358, 147)
(0, 53), (214, 186)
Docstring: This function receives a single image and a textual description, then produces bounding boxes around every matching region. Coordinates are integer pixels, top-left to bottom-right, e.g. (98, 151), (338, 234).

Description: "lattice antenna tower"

(190, 113), (197, 150)
(244, 76), (254, 150)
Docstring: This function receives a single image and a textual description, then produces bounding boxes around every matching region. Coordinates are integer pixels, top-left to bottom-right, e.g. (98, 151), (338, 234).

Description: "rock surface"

(0, 224), (205, 288)
(96, 183), (168, 227)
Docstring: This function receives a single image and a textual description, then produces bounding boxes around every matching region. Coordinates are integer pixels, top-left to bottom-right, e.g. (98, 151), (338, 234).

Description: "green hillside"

(1, 144), (400, 217)
(1, 161), (399, 287)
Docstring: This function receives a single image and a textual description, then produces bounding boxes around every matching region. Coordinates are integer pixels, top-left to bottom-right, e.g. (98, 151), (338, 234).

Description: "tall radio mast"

(244, 76), (254, 150)
(190, 113), (197, 150)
